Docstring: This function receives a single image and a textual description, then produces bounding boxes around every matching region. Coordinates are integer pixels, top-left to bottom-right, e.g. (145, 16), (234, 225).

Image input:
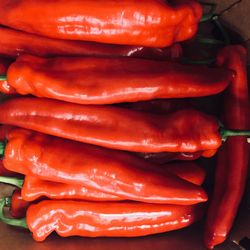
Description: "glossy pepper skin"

(0, 0), (202, 47)
(26, 200), (204, 241)
(0, 26), (182, 60)
(6, 55), (233, 104)
(156, 162), (206, 186)
(9, 189), (31, 219)
(204, 46), (249, 249)
(0, 57), (15, 94)
(3, 128), (207, 205)
(22, 177), (121, 202)
(21, 162), (206, 202)
(124, 99), (217, 161)
(0, 97), (222, 153)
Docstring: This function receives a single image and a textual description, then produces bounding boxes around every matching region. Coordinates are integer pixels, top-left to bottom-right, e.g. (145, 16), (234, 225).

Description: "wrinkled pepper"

(1, 128), (207, 205)
(1, 97), (249, 153)
(0, 161), (206, 204)
(0, 26), (182, 60)
(2, 55), (233, 104)
(0, 199), (204, 241)
(0, 0), (202, 47)
(124, 99), (217, 160)
(204, 46), (249, 249)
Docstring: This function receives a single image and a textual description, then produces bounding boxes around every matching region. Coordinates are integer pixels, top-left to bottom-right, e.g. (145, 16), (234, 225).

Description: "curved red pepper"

(26, 200), (205, 241)
(21, 162), (205, 202)
(3, 128), (207, 205)
(0, 0), (202, 47)
(204, 45), (249, 249)
(5, 55), (232, 104)
(0, 26), (182, 60)
(0, 97), (222, 153)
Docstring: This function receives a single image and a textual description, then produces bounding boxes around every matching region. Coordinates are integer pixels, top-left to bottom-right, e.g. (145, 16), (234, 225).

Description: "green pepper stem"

(0, 75), (7, 81)
(200, 3), (217, 22)
(0, 176), (24, 189)
(4, 197), (11, 207)
(0, 141), (6, 158)
(0, 198), (28, 229)
(220, 127), (250, 140)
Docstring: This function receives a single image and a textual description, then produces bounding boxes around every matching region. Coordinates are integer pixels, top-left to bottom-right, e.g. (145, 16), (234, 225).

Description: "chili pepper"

(0, 26), (182, 61)
(204, 46), (249, 249)
(1, 97), (249, 153)
(1, 55), (232, 104)
(124, 99), (217, 160)
(1, 128), (207, 205)
(0, 198), (205, 241)
(0, 57), (16, 94)
(0, 161), (206, 205)
(0, 0), (202, 48)
(6, 189), (31, 219)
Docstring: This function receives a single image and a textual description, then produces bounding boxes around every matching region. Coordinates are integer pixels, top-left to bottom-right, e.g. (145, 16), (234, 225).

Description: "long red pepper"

(1, 54), (233, 104)
(0, 199), (204, 241)
(0, 161), (205, 219)
(0, 97), (229, 153)
(2, 128), (207, 205)
(0, 0), (202, 47)
(0, 26), (182, 60)
(204, 45), (249, 249)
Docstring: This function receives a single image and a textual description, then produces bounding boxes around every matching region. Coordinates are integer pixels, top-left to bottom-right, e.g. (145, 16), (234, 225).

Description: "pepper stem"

(4, 197), (11, 207)
(0, 141), (6, 158)
(0, 198), (28, 229)
(0, 75), (7, 81)
(220, 127), (250, 141)
(0, 176), (24, 189)
(200, 3), (217, 22)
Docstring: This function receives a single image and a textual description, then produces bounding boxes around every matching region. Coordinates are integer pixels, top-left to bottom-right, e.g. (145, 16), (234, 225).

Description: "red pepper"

(21, 162), (205, 201)
(3, 54), (232, 104)
(0, 160), (206, 202)
(0, 0), (202, 47)
(0, 26), (182, 60)
(8, 189), (31, 219)
(124, 99), (217, 161)
(2, 128), (207, 205)
(0, 199), (205, 241)
(204, 46), (249, 249)
(0, 97), (226, 153)
(0, 57), (16, 94)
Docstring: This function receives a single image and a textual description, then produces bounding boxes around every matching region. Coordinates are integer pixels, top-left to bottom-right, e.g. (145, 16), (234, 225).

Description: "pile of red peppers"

(0, 0), (248, 249)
